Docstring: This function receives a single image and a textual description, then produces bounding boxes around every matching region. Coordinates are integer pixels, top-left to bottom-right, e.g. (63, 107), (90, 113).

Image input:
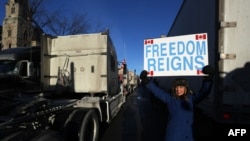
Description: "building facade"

(1, 0), (41, 50)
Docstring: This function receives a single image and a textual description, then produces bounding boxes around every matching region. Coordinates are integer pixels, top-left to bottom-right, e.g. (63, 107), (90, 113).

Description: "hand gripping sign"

(144, 33), (208, 76)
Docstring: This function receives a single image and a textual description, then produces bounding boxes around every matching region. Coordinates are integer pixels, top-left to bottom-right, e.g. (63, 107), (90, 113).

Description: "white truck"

(128, 70), (138, 93)
(0, 31), (126, 141)
(165, 0), (250, 125)
(118, 60), (131, 96)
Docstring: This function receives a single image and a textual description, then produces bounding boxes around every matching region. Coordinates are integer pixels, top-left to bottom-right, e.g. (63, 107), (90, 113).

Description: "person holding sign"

(139, 65), (214, 141)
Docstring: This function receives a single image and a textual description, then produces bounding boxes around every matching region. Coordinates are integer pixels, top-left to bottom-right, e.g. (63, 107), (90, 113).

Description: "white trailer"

(128, 70), (138, 92)
(42, 32), (122, 97)
(166, 0), (250, 125)
(42, 30), (126, 131)
(0, 31), (126, 141)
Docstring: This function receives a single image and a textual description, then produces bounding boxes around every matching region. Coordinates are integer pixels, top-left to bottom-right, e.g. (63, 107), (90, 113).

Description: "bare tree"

(45, 12), (90, 35)
(28, 0), (104, 36)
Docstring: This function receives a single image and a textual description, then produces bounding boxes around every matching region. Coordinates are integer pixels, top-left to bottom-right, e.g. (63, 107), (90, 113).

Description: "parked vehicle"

(118, 59), (131, 96)
(128, 70), (138, 93)
(0, 31), (126, 141)
(164, 0), (250, 125)
(0, 46), (41, 92)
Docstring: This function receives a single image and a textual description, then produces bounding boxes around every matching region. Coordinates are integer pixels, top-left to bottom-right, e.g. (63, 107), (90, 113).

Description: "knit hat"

(172, 78), (189, 88)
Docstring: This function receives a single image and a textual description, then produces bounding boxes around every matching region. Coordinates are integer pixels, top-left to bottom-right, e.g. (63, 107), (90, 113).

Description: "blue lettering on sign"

(148, 58), (156, 70)
(183, 56), (193, 70)
(171, 56), (181, 70)
(145, 45), (151, 58)
(196, 41), (206, 55)
(152, 44), (159, 57)
(146, 43), (168, 58)
(177, 41), (185, 55)
(195, 56), (204, 69)
(147, 56), (205, 71)
(160, 43), (167, 56)
(146, 40), (207, 72)
(158, 58), (164, 71)
(169, 42), (176, 55)
(146, 41), (206, 57)
(186, 41), (195, 55)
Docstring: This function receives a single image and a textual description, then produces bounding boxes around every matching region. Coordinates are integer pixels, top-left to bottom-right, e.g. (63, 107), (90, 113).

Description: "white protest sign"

(144, 33), (208, 76)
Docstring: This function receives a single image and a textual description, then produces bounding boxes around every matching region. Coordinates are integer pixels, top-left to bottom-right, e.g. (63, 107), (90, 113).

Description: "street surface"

(100, 86), (250, 141)
(100, 86), (167, 141)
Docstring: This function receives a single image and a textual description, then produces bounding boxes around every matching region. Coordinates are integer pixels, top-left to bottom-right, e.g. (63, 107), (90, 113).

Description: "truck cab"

(0, 47), (41, 92)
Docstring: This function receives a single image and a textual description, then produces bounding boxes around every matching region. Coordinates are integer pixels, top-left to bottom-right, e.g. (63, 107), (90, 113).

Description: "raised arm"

(140, 70), (172, 104)
(192, 65), (214, 103)
(146, 81), (172, 104)
(192, 80), (213, 103)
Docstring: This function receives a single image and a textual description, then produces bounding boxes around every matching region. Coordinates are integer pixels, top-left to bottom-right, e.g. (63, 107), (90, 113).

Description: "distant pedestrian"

(139, 65), (214, 141)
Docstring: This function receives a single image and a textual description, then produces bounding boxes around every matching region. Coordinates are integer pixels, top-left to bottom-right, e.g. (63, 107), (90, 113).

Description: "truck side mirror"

(15, 60), (34, 78)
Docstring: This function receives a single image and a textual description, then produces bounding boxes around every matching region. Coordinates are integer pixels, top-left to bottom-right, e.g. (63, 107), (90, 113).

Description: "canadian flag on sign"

(144, 39), (154, 45)
(196, 70), (203, 75)
(147, 71), (154, 76)
(195, 34), (206, 40)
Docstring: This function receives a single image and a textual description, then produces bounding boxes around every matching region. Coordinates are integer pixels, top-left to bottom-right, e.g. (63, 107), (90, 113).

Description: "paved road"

(100, 86), (250, 141)
(100, 86), (167, 141)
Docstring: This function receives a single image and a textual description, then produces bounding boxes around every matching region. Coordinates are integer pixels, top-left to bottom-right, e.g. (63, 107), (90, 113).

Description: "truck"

(0, 46), (41, 93)
(128, 70), (138, 93)
(0, 31), (126, 141)
(118, 59), (131, 96)
(158, 0), (250, 126)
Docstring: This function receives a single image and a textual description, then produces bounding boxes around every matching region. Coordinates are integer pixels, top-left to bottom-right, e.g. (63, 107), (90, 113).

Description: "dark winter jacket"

(145, 80), (213, 141)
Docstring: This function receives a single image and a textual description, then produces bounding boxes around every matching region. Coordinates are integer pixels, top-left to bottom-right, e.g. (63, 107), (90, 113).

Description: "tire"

(78, 110), (99, 141)
(52, 108), (74, 130)
(64, 109), (99, 141)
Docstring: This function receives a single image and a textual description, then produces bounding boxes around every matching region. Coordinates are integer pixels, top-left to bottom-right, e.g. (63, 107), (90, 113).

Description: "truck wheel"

(64, 109), (99, 141)
(78, 109), (99, 141)
(52, 108), (74, 130)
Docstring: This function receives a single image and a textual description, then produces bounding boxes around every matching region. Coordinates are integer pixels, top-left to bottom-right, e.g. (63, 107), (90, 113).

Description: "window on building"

(8, 29), (12, 37)
(11, 5), (15, 14)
